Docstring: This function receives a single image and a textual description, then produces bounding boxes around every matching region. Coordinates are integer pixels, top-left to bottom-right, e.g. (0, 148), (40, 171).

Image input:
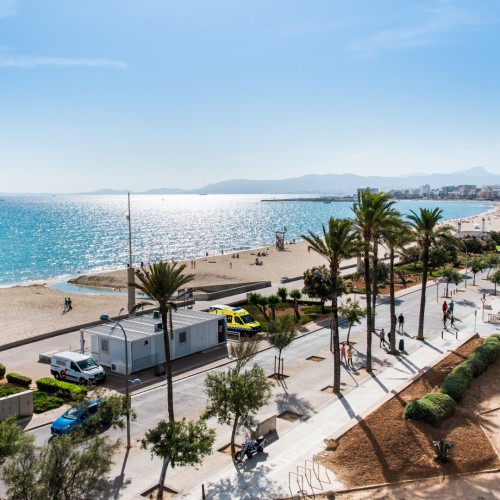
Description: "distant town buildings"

(386, 183), (500, 200)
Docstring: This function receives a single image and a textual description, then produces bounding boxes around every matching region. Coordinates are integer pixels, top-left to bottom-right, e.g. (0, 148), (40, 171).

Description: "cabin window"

(179, 331), (187, 344)
(226, 315), (232, 323)
(101, 339), (109, 353)
(235, 317), (243, 325)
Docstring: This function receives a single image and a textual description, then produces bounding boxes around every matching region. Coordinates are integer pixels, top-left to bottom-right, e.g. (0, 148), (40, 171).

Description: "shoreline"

(1, 202), (499, 292)
(1, 204), (499, 347)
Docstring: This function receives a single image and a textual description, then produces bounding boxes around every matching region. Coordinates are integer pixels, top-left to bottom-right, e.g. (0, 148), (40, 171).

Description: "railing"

(488, 313), (500, 324)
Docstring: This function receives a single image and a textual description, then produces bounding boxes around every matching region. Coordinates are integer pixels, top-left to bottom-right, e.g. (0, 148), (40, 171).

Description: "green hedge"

(404, 393), (456, 425)
(440, 364), (473, 401)
(33, 391), (64, 414)
(0, 363), (5, 379)
(0, 384), (27, 398)
(6, 372), (32, 388)
(463, 353), (488, 377)
(35, 378), (87, 401)
(474, 338), (500, 365)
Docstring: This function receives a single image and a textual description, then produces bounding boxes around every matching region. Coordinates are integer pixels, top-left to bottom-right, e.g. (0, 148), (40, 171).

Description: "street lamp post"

(461, 240), (468, 288)
(100, 314), (131, 449)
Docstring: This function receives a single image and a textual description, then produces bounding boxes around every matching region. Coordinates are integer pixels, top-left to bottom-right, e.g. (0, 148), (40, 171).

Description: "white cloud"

(0, 56), (128, 69)
(349, 2), (485, 55)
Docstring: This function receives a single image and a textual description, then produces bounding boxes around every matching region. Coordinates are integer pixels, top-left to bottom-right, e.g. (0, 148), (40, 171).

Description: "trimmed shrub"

(488, 333), (500, 343)
(404, 393), (456, 425)
(33, 391), (64, 414)
(474, 340), (500, 365)
(35, 377), (87, 401)
(0, 384), (26, 398)
(441, 364), (473, 401)
(463, 353), (488, 377)
(0, 363), (5, 379)
(6, 372), (32, 388)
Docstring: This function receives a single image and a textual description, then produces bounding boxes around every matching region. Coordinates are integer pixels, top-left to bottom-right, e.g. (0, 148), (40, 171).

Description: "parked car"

(50, 399), (109, 436)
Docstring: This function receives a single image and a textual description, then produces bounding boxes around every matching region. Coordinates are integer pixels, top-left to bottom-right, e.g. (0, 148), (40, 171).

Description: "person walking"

(379, 328), (386, 348)
(67, 297), (72, 310)
(341, 343), (347, 364)
(347, 346), (354, 367)
(398, 313), (405, 333)
(442, 301), (448, 315)
(449, 299), (455, 318)
(443, 312), (447, 329)
(63, 298), (68, 313)
(450, 314), (456, 329)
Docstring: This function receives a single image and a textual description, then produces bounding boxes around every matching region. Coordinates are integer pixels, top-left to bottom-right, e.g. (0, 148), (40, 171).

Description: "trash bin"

(154, 363), (166, 376)
(399, 338), (405, 351)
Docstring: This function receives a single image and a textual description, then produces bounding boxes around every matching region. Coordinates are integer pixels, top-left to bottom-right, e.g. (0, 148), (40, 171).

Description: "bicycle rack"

(288, 471), (308, 497)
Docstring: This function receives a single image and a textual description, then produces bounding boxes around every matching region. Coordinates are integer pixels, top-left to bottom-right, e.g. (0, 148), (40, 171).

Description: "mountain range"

(82, 166), (499, 195)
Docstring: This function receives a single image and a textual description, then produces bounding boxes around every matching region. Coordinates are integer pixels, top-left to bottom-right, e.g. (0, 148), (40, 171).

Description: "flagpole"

(127, 192), (136, 316)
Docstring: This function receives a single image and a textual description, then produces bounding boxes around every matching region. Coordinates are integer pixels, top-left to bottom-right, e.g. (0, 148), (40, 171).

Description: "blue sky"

(1, 0), (500, 193)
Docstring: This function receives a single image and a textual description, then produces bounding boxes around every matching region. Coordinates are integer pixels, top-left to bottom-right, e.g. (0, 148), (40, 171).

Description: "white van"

(51, 352), (106, 384)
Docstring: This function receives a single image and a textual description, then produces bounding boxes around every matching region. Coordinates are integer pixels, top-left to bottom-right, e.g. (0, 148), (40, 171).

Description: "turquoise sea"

(0, 194), (494, 287)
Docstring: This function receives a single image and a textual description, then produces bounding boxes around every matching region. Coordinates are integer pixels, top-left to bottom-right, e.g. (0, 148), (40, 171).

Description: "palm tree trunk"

(156, 457), (170, 500)
(417, 246), (429, 340)
(364, 248), (373, 372)
(389, 249), (396, 355)
(371, 240), (378, 331)
(331, 268), (341, 392)
(162, 311), (175, 422)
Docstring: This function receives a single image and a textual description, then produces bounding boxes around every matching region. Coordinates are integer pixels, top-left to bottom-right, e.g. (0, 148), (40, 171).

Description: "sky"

(1, 0), (500, 193)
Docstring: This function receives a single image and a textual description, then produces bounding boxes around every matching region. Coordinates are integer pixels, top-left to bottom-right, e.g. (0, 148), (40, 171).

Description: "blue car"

(51, 399), (106, 436)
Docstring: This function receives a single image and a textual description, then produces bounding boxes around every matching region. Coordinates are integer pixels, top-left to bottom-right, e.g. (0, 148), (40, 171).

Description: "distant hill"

(77, 167), (500, 195)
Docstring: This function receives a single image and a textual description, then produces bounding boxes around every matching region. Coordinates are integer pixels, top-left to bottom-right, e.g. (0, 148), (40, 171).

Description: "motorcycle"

(234, 436), (268, 464)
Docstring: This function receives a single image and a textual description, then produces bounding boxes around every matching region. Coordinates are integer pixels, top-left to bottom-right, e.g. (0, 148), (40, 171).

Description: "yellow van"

(209, 305), (261, 336)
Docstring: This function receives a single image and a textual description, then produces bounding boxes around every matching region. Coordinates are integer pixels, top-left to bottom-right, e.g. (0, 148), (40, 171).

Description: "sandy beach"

(1, 204), (499, 348)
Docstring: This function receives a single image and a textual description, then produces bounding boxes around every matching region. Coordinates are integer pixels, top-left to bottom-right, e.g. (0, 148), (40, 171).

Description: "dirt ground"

(315, 337), (500, 495)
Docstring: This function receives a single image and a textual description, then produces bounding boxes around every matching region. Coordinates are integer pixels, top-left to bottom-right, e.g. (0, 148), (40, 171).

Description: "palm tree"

(302, 217), (359, 392)
(380, 218), (413, 355)
(134, 262), (194, 422)
(407, 208), (454, 341)
(352, 189), (396, 371)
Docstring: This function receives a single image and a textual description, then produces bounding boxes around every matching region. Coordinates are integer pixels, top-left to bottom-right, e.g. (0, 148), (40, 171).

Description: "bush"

(463, 353), (488, 377)
(35, 377), (87, 401)
(441, 364), (473, 401)
(474, 339), (500, 365)
(0, 384), (27, 398)
(6, 372), (32, 388)
(33, 391), (64, 414)
(404, 393), (456, 425)
(0, 363), (5, 379)
(488, 333), (500, 343)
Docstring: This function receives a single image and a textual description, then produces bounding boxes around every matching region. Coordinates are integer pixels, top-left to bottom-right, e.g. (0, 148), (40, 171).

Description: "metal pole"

(127, 193), (136, 316)
(101, 315), (131, 449)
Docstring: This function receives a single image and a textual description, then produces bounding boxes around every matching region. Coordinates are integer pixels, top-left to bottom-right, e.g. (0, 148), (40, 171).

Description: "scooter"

(234, 436), (268, 464)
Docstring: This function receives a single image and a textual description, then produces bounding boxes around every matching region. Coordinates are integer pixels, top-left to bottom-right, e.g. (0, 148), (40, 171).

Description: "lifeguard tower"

(275, 230), (286, 251)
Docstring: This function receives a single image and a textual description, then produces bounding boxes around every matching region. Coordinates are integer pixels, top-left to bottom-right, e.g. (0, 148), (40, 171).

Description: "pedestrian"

(379, 328), (386, 348)
(449, 299), (455, 318)
(341, 342), (347, 364)
(67, 297), (72, 310)
(442, 301), (448, 315)
(450, 314), (456, 329)
(398, 313), (405, 333)
(443, 313), (447, 329)
(230, 261), (232, 269)
(347, 346), (354, 367)
(387, 330), (392, 345)
(63, 297), (68, 312)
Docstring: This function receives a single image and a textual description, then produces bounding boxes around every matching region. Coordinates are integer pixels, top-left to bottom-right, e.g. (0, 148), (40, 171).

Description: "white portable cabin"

(83, 309), (227, 374)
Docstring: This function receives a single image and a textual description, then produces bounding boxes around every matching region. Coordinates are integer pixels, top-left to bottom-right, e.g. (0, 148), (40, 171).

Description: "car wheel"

(79, 378), (86, 385)
(54, 372), (60, 380)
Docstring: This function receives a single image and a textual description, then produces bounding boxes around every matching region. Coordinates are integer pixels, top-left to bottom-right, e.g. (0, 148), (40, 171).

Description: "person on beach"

(341, 342), (347, 364)
(398, 313), (405, 333)
(230, 262), (232, 269)
(67, 297), (72, 310)
(63, 297), (68, 312)
(347, 346), (354, 367)
(379, 328), (386, 348)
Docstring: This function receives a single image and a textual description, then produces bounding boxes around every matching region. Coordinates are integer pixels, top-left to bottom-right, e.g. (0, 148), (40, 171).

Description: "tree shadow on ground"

(275, 392), (315, 418)
(203, 463), (287, 500)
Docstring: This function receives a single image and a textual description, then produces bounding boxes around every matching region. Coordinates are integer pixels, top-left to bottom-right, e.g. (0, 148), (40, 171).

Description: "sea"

(0, 194), (494, 288)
